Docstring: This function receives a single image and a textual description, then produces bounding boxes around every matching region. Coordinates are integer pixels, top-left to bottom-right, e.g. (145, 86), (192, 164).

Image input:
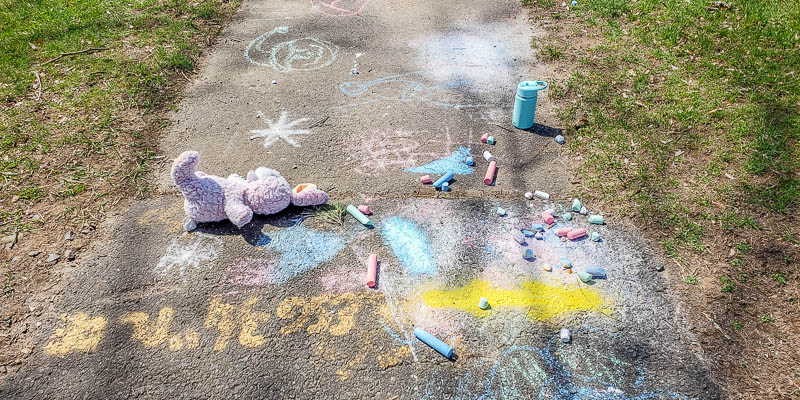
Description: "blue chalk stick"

(466, 157), (474, 166)
(414, 327), (454, 359)
(523, 249), (534, 260)
(586, 266), (607, 279)
(433, 171), (455, 188)
(531, 224), (544, 232)
(522, 230), (535, 237)
(441, 182), (451, 192)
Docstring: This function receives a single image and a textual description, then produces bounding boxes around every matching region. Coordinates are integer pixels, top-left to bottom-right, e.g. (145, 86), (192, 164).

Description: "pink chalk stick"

(555, 227), (571, 237)
(420, 175), (433, 184)
(484, 160), (497, 185)
(567, 228), (587, 240)
(357, 205), (372, 215)
(366, 254), (378, 288)
(542, 212), (555, 224)
(480, 133), (489, 143)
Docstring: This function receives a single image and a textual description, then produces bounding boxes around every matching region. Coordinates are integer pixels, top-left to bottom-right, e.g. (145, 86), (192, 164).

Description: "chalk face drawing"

(335, 71), (483, 110)
(381, 217), (436, 275)
(310, 0), (371, 16)
(404, 146), (474, 175)
(264, 225), (345, 284)
(345, 128), (453, 175)
(244, 26), (338, 72)
(155, 234), (220, 275)
(249, 110), (312, 148)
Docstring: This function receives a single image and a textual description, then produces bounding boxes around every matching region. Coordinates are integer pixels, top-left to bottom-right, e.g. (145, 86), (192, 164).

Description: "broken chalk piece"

(579, 206), (588, 215)
(544, 208), (555, 216)
(524, 192), (534, 199)
(366, 254), (378, 287)
(522, 230), (535, 237)
(483, 151), (495, 163)
(478, 297), (489, 310)
(560, 328), (571, 343)
(531, 224), (544, 231)
(559, 257), (572, 269)
(420, 175), (433, 184)
(543, 264), (552, 272)
(357, 205), (372, 215)
(433, 171), (455, 188)
(513, 233), (527, 245)
(535, 232), (544, 240)
(555, 135), (565, 144)
(481, 133), (489, 143)
(465, 157), (474, 166)
(346, 205), (372, 226)
(586, 266), (607, 279)
(487, 136), (496, 145)
(414, 327), (454, 359)
(541, 212), (555, 224)
(497, 207), (506, 216)
(484, 160), (497, 185)
(591, 231), (601, 242)
(572, 199), (582, 212)
(563, 212), (572, 221)
(523, 249), (534, 260)
(577, 271), (593, 283)
(555, 227), (571, 237)
(441, 182), (451, 192)
(588, 215), (604, 224)
(567, 228), (587, 240)
(534, 190), (550, 200)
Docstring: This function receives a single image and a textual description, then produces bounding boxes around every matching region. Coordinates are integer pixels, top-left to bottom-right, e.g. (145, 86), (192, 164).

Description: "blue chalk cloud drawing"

(404, 146), (474, 175)
(381, 217), (437, 275)
(334, 71), (484, 110)
(264, 225), (344, 284)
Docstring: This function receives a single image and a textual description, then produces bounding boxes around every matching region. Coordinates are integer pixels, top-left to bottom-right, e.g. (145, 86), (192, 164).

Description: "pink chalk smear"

(541, 212), (555, 224)
(357, 205), (372, 215)
(420, 175), (433, 184)
(567, 228), (587, 240)
(366, 254), (378, 288)
(484, 161), (497, 185)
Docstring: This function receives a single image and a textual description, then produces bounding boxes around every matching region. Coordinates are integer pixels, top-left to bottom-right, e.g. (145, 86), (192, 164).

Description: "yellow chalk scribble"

(205, 297), (238, 351)
(120, 308), (175, 347)
(378, 345), (411, 369)
(421, 280), (611, 321)
(238, 297), (271, 348)
(44, 312), (107, 356)
(276, 292), (382, 336)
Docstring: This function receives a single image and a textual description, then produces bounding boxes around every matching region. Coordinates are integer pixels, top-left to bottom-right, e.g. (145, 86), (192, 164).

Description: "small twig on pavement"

(41, 47), (109, 66)
(180, 71), (192, 83)
(308, 116), (329, 129)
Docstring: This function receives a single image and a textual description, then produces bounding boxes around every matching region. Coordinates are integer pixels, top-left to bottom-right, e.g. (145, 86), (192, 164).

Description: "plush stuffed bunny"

(171, 151), (329, 230)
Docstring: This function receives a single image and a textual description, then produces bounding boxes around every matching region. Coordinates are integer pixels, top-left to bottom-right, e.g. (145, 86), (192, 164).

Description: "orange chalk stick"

(366, 254), (378, 288)
(484, 160), (497, 185)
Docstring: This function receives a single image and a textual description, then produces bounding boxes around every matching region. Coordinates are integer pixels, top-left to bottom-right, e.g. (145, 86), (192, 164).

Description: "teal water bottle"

(512, 81), (548, 129)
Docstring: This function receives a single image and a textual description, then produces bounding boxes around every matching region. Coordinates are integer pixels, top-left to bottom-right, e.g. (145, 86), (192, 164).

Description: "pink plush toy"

(171, 151), (329, 231)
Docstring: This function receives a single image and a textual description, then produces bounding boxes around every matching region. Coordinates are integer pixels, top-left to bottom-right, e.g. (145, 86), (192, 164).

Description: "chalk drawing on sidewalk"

(334, 71), (484, 110)
(244, 26), (338, 72)
(249, 110), (312, 148)
(43, 312), (107, 356)
(404, 146), (474, 175)
(155, 234), (221, 276)
(310, 0), (372, 16)
(381, 217), (436, 275)
(344, 128), (453, 175)
(266, 225), (345, 284)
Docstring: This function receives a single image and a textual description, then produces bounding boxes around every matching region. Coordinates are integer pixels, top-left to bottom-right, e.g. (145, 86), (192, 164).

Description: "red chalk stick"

(366, 254), (378, 288)
(481, 133), (489, 143)
(357, 205), (372, 215)
(541, 212), (555, 224)
(420, 175), (433, 184)
(567, 228), (587, 240)
(484, 160), (497, 185)
(555, 227), (571, 237)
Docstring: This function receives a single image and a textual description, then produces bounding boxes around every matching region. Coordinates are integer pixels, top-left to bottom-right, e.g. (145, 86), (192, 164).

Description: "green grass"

(720, 276), (736, 292)
(684, 275), (698, 285)
(0, 0), (241, 233)
(547, 0), (800, 255)
(304, 202), (349, 226)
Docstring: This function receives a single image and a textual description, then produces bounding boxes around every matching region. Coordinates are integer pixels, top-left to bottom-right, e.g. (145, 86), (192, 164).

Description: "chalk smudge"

(310, 0), (372, 16)
(155, 234), (221, 275)
(404, 146), (474, 175)
(334, 71), (484, 110)
(244, 26), (338, 72)
(381, 217), (436, 275)
(345, 128), (453, 176)
(264, 225), (345, 284)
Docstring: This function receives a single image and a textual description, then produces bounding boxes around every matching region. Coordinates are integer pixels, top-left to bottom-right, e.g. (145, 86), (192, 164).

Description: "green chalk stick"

(588, 215), (604, 224)
(347, 205), (372, 226)
(577, 271), (593, 283)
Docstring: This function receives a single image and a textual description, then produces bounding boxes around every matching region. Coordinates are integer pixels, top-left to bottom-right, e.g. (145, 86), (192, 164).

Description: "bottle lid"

(517, 81), (548, 98)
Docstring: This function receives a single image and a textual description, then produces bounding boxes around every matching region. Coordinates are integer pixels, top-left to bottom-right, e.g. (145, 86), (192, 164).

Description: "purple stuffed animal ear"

(291, 184), (329, 207)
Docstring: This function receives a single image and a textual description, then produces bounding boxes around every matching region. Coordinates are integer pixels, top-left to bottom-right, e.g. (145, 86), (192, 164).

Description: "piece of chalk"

(433, 171), (454, 188)
(441, 182), (451, 192)
(531, 224), (544, 231)
(591, 232), (601, 242)
(357, 205), (372, 215)
(534, 190), (550, 200)
(478, 297), (489, 310)
(480, 133), (489, 143)
(535, 232), (544, 240)
(483, 151), (495, 162)
(522, 230), (535, 237)
(577, 271), (593, 283)
(586, 266), (607, 279)
(544, 208), (555, 216)
(271, 80), (277, 84)
(346, 205), (372, 226)
(487, 136), (496, 145)
(567, 228), (587, 240)
(542, 264), (552, 272)
(559, 257), (572, 269)
(572, 199), (582, 212)
(555, 135), (565, 144)
(541, 212), (555, 224)
(420, 175), (433, 184)
(366, 254), (378, 287)
(414, 327), (454, 359)
(465, 157), (474, 166)
(579, 206), (588, 215)
(523, 249), (534, 260)
(524, 192), (533, 199)
(513, 233), (526, 245)
(496, 207), (506, 216)
(588, 215), (604, 224)
(484, 160), (497, 185)
(555, 227), (571, 237)
(563, 212), (572, 221)
(560, 328), (571, 343)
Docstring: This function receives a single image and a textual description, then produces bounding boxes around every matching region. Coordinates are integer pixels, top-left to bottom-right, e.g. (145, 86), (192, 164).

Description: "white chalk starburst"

(249, 110), (312, 148)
